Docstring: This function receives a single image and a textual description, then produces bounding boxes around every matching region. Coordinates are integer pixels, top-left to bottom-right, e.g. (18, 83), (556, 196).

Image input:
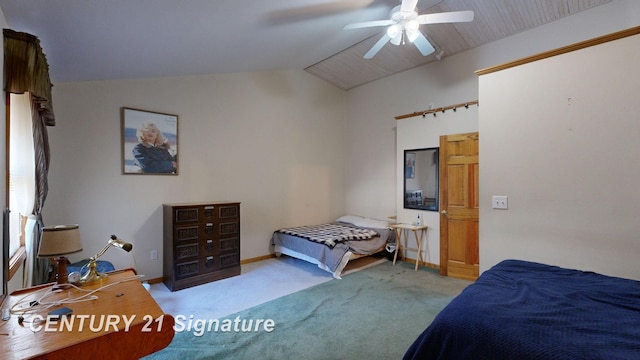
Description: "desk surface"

(390, 223), (428, 230)
(0, 269), (174, 360)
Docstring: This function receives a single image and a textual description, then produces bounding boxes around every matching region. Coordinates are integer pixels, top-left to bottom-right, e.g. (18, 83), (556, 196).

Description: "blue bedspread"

(404, 260), (640, 360)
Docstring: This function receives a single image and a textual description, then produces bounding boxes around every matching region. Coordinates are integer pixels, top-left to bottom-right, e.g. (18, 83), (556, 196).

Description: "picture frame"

(121, 107), (179, 175)
(405, 152), (416, 179)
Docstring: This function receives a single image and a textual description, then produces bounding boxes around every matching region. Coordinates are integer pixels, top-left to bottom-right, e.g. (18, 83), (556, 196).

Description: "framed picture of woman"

(405, 152), (416, 179)
(121, 107), (179, 175)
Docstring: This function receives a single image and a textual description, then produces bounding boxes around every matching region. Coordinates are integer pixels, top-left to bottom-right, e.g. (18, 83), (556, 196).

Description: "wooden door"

(439, 132), (479, 281)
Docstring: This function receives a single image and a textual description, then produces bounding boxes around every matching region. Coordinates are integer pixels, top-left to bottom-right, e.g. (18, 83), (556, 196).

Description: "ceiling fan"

(343, 0), (474, 59)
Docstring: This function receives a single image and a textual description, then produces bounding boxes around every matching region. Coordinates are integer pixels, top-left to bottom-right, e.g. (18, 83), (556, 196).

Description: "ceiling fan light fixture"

(390, 33), (403, 45)
(406, 29), (419, 43)
(405, 19), (419, 32)
(386, 24), (401, 39)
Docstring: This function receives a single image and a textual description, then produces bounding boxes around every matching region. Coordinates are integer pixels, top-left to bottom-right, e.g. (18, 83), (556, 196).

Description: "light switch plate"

(492, 195), (508, 210)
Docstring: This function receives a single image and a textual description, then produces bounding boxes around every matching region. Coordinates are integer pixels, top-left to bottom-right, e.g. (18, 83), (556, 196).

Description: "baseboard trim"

(241, 254), (277, 265)
(146, 277), (164, 284)
(398, 257), (439, 270)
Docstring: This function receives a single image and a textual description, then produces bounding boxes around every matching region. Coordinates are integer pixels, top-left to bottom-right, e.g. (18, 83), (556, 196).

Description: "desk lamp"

(37, 225), (83, 286)
(80, 234), (133, 285)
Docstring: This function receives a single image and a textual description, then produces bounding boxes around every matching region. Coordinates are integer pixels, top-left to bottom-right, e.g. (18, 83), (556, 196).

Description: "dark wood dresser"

(163, 201), (241, 291)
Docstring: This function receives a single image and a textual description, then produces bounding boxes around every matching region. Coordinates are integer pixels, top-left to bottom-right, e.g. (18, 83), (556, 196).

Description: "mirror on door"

(404, 147), (439, 211)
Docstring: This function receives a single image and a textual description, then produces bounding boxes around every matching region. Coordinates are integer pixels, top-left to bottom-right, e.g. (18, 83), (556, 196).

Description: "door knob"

(441, 210), (447, 215)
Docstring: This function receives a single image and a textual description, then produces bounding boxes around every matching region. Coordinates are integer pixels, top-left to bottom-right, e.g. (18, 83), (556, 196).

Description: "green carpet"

(144, 261), (470, 360)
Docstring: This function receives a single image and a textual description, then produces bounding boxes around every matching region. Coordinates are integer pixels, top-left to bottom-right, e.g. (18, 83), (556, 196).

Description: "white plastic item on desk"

(416, 214), (422, 226)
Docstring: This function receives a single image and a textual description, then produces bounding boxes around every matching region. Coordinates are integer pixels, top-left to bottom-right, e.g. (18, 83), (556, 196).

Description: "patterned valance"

(3, 28), (55, 126)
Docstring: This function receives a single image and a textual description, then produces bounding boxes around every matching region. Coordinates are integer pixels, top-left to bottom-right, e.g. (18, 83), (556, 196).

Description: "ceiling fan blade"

(412, 32), (435, 56)
(400, 0), (419, 13)
(417, 10), (475, 24)
(364, 33), (391, 59)
(344, 19), (396, 30)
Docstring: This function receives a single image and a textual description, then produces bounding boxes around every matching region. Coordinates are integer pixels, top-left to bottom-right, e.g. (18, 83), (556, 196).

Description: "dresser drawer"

(200, 236), (239, 255)
(175, 242), (199, 260)
(174, 256), (218, 279)
(174, 252), (240, 279)
(174, 260), (200, 279)
(199, 252), (240, 271)
(174, 221), (239, 242)
(218, 221), (239, 236)
(174, 204), (239, 224)
(218, 204), (239, 219)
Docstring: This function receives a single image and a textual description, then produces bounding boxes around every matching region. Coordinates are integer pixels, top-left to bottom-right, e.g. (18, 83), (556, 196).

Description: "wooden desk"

(0, 269), (174, 360)
(391, 224), (428, 270)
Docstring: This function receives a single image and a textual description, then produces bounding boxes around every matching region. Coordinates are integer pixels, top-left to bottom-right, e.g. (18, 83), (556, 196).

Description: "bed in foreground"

(404, 259), (640, 360)
(271, 215), (394, 278)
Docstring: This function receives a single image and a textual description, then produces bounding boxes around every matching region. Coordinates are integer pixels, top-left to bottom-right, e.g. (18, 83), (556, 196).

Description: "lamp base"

(79, 259), (108, 285)
(53, 256), (70, 285)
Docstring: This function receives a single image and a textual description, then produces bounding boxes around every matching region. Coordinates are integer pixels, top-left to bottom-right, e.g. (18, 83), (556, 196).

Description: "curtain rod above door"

(395, 100), (478, 120)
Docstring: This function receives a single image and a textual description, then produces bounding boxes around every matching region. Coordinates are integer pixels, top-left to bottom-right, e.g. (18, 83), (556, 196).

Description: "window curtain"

(4, 29), (56, 286)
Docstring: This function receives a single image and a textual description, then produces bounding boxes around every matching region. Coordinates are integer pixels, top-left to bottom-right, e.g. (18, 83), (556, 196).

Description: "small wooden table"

(0, 269), (174, 360)
(391, 224), (428, 270)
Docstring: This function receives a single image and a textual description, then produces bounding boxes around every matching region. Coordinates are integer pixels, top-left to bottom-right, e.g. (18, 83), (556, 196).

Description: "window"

(7, 93), (35, 280)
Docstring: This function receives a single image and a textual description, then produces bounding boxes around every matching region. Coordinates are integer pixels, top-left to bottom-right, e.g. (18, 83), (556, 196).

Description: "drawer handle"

(205, 240), (214, 251)
(205, 256), (214, 268)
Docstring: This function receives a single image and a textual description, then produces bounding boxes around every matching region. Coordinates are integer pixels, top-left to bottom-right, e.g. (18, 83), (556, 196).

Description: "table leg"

(393, 228), (401, 265)
(413, 229), (424, 270)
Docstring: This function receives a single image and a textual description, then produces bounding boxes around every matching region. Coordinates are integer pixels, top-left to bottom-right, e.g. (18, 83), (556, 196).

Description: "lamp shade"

(38, 224), (83, 257)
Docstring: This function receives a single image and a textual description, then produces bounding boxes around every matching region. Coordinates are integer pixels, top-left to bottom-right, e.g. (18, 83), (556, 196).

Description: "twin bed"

(404, 259), (640, 359)
(271, 215), (394, 278)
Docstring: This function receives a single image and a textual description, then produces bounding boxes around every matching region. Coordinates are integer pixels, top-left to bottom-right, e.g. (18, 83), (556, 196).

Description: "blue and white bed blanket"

(275, 223), (378, 248)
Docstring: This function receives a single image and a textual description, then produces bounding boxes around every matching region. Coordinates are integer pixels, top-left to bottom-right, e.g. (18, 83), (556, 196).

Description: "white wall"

(46, 70), (346, 279)
(345, 0), (640, 266)
(479, 33), (640, 280)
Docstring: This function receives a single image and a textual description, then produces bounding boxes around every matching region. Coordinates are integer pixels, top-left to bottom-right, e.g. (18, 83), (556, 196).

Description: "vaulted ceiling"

(0, 0), (612, 89)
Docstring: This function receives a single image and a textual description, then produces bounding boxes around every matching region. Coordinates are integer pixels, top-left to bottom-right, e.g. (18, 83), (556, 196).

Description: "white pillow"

(336, 215), (390, 229)
(335, 215), (364, 224)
